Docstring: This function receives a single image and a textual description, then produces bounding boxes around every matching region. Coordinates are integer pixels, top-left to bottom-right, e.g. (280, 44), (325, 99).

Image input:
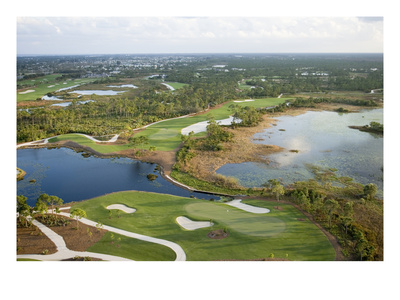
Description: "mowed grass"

(71, 191), (335, 261)
(185, 202), (286, 237)
(48, 134), (130, 154)
(133, 97), (290, 151)
(164, 82), (188, 90)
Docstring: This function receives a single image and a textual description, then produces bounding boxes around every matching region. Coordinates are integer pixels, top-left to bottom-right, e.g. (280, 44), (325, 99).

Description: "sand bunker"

(106, 204), (136, 214)
(181, 116), (241, 135)
(226, 199), (270, 214)
(176, 216), (213, 230)
(19, 89), (35, 94)
(233, 99), (255, 103)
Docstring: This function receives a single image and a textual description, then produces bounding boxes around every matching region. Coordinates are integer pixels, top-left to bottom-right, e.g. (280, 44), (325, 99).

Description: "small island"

(349, 121), (383, 135)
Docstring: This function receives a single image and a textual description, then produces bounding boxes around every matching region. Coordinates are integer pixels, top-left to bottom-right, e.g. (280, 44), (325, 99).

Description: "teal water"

(217, 108), (383, 194)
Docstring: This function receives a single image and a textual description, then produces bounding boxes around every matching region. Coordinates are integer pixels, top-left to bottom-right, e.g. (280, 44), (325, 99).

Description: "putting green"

(185, 202), (285, 237)
(150, 128), (180, 140)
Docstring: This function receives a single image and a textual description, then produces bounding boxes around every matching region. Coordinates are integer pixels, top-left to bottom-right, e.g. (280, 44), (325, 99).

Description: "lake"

(17, 147), (217, 206)
(217, 108), (383, 195)
(68, 90), (125, 96)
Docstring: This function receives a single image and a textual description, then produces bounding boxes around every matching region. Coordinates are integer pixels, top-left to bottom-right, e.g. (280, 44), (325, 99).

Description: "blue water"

(17, 147), (217, 206)
(217, 108), (383, 194)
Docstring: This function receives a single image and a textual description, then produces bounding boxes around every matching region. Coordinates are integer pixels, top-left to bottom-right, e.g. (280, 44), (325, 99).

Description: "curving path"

(57, 208), (186, 261)
(18, 208), (186, 261)
(17, 133), (120, 149)
(17, 219), (132, 261)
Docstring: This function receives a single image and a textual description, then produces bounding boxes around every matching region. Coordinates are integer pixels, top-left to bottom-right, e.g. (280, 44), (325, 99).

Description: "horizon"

(17, 52), (384, 57)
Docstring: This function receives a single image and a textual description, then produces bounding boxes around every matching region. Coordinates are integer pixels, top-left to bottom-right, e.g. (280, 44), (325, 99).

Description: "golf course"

(47, 97), (290, 152)
(70, 191), (335, 261)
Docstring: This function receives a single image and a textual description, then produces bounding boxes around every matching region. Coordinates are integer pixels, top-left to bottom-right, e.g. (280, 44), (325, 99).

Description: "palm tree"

(323, 199), (340, 229)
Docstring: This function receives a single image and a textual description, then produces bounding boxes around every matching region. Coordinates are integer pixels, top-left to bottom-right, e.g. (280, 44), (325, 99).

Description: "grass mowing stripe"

(71, 191), (335, 261)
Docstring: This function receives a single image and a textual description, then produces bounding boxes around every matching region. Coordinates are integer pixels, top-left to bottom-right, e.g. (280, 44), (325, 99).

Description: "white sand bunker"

(106, 204), (136, 214)
(226, 199), (270, 214)
(181, 116), (241, 135)
(176, 216), (213, 230)
(233, 99), (255, 103)
(19, 89), (35, 94)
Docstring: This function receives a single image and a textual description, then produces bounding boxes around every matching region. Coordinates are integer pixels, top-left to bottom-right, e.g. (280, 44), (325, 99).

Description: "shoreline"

(16, 103), (383, 198)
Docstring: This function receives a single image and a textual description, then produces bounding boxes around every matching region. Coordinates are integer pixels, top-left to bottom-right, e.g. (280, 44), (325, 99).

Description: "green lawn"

(48, 134), (130, 153)
(71, 191), (336, 261)
(164, 82), (188, 89)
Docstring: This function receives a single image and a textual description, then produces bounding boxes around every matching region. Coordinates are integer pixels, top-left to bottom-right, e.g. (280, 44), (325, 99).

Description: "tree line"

(17, 80), (240, 143)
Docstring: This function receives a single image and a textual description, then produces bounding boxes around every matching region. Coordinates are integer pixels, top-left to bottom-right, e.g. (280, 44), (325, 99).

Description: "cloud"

(17, 16), (383, 54)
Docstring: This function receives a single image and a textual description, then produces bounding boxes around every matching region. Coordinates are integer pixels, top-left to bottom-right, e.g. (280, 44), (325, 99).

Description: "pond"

(51, 100), (94, 107)
(68, 90), (125, 96)
(106, 84), (138, 88)
(217, 108), (383, 195)
(17, 147), (218, 206)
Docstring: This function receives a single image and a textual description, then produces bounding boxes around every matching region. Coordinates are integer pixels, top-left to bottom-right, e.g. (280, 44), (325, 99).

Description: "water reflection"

(17, 147), (218, 206)
(217, 109), (383, 193)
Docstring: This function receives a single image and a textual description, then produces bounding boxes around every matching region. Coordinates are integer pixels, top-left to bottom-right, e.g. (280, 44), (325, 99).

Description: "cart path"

(58, 208), (186, 261)
(18, 208), (186, 261)
(17, 219), (132, 261)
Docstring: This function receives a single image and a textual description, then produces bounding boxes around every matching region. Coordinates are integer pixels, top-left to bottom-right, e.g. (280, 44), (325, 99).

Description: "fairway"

(185, 202), (285, 237)
(71, 191), (336, 261)
(48, 134), (131, 153)
(17, 74), (94, 102)
(133, 97), (290, 151)
(46, 97), (290, 152)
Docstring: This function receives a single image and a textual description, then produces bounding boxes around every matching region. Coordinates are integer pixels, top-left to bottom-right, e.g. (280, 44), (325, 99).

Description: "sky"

(16, 16), (384, 55)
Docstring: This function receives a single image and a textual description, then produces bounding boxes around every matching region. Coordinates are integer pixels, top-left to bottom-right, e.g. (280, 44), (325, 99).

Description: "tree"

(17, 195), (32, 227)
(323, 199), (340, 228)
(129, 135), (149, 150)
(363, 183), (377, 200)
(39, 194), (63, 218)
(70, 208), (87, 229)
(264, 179), (285, 201)
(341, 201), (354, 235)
(35, 197), (48, 218)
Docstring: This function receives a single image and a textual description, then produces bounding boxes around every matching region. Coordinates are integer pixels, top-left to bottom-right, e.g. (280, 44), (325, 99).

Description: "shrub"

(212, 174), (240, 189)
(147, 173), (158, 181)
